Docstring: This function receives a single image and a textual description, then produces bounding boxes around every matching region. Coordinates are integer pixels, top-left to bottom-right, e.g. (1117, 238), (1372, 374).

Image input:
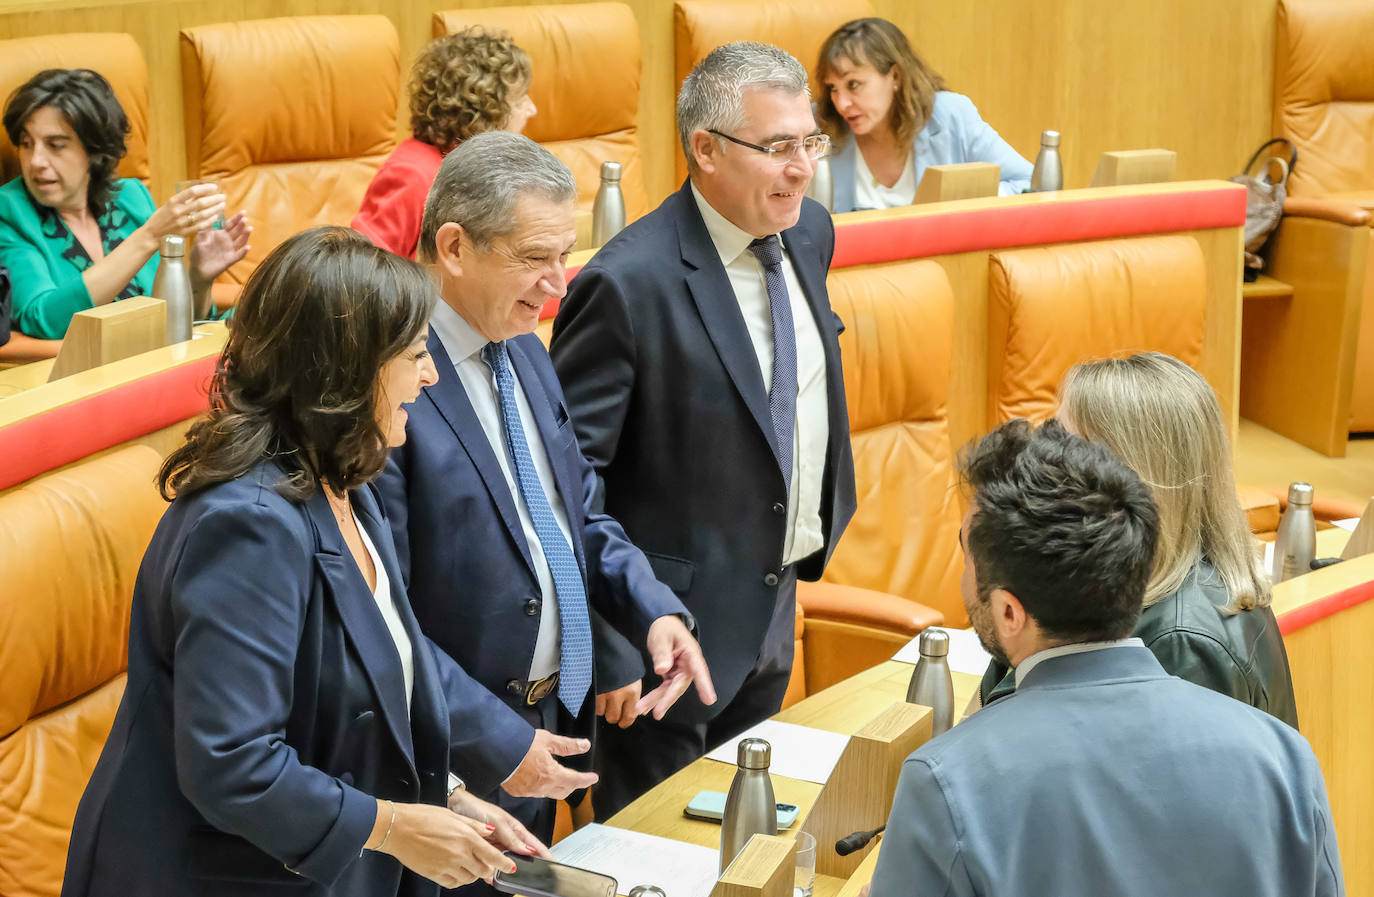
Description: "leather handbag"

(1230, 138), (1297, 280)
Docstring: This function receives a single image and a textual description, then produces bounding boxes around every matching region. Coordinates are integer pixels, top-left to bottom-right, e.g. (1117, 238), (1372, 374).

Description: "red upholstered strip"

(0, 355), (217, 491)
(832, 187), (1246, 268)
(1277, 578), (1374, 635)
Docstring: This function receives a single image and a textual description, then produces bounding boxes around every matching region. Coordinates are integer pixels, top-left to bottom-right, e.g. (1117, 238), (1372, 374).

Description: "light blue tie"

(482, 341), (593, 714)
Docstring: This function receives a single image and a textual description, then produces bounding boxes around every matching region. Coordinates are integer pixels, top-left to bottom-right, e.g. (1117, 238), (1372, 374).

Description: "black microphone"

(835, 825), (885, 856)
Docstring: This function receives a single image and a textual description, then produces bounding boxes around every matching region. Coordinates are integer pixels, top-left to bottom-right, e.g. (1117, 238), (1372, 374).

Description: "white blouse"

(353, 510), (414, 716)
(854, 146), (918, 210)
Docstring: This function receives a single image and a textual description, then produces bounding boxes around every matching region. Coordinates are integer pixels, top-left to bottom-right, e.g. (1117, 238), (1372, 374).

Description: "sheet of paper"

(892, 626), (993, 675)
(703, 719), (849, 784)
(551, 823), (720, 897)
(1333, 517), (1361, 533)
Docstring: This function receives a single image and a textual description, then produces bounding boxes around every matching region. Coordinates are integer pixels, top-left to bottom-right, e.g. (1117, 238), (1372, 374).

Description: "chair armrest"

(1283, 196), (1372, 228)
(796, 580), (945, 634)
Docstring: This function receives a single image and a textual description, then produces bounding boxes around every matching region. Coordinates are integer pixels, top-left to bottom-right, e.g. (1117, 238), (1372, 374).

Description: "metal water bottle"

(152, 234), (194, 344)
(591, 161), (626, 247)
(1273, 482), (1317, 582)
(905, 629), (954, 736)
(1029, 130), (1063, 192)
(719, 738), (776, 872)
(806, 155), (834, 212)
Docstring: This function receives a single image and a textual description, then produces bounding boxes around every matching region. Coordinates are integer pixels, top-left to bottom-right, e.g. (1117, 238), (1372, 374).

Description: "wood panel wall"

(0, 0), (1276, 206)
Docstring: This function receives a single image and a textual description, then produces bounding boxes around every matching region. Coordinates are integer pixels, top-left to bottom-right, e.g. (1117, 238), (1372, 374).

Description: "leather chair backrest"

(826, 259), (965, 625)
(0, 446), (165, 897)
(433, 3), (649, 222)
(1274, 0), (1374, 198)
(0, 33), (150, 188)
(987, 235), (1207, 427)
(179, 15), (400, 284)
(672, 0), (875, 182)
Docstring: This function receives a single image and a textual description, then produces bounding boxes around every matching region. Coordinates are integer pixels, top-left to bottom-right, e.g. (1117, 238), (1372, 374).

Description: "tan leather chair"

(823, 258), (965, 626)
(179, 16), (400, 285)
(672, 0), (875, 182)
(0, 33), (150, 187)
(434, 4), (649, 222)
(0, 446), (165, 897)
(987, 235), (1208, 426)
(1273, 0), (1374, 430)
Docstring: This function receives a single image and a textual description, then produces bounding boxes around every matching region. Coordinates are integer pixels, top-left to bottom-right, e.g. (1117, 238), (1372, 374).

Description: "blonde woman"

(977, 352), (1298, 727)
(352, 27), (535, 258)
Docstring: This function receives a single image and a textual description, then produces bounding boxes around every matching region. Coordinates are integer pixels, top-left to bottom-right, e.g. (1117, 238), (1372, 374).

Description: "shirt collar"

(428, 297), (489, 366)
(689, 181), (777, 268)
(1014, 637), (1145, 687)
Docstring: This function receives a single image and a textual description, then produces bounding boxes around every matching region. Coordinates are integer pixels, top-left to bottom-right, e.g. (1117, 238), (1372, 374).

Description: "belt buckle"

(525, 671), (559, 706)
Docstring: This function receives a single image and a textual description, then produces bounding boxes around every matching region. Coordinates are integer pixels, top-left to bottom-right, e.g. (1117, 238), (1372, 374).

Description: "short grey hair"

(419, 131), (576, 262)
(676, 41), (810, 167)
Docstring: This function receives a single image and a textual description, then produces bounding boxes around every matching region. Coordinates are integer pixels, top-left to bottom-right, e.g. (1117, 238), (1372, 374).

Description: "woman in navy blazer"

(62, 227), (546, 897)
(815, 18), (1033, 212)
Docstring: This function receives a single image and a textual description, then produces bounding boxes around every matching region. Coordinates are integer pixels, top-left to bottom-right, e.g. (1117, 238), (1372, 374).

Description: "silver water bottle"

(905, 629), (954, 736)
(1273, 482), (1317, 582)
(592, 161), (627, 247)
(1029, 130), (1063, 192)
(805, 154), (834, 212)
(152, 234), (194, 344)
(719, 738), (777, 872)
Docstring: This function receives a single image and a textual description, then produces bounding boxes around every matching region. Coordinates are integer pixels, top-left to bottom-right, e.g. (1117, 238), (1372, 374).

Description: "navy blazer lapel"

(420, 334), (538, 578)
(506, 338), (588, 575)
(676, 184), (783, 465)
(304, 489), (417, 772)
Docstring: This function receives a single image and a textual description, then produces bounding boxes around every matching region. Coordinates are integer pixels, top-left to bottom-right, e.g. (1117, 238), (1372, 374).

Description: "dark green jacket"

(979, 559), (1299, 728)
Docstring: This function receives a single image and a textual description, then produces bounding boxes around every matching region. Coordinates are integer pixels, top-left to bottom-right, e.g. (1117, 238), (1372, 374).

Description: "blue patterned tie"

(747, 235), (797, 492)
(482, 341), (593, 714)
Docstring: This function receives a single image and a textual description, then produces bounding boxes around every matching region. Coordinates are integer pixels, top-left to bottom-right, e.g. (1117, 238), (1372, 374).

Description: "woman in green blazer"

(0, 68), (250, 340)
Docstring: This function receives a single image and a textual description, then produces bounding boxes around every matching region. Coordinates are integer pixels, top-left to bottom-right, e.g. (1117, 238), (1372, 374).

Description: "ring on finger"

(183, 212), (195, 227)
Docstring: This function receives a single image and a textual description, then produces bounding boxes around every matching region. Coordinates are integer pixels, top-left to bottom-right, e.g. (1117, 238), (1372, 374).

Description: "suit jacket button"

(506, 679), (524, 696)
(524, 598), (541, 616)
(763, 572), (779, 587)
(772, 502), (785, 515)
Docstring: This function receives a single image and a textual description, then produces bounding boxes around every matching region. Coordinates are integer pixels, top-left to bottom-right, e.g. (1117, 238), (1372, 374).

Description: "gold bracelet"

(376, 800), (397, 853)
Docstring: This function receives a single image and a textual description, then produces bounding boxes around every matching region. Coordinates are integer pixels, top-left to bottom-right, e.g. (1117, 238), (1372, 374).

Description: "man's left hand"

(635, 616), (716, 720)
(596, 681), (642, 728)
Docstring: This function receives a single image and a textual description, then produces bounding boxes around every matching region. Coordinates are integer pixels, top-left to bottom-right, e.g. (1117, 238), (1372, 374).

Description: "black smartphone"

(492, 853), (618, 897)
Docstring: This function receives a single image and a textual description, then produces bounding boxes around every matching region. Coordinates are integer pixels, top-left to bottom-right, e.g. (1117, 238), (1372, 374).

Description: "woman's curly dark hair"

(3, 68), (129, 215)
(158, 227), (437, 502)
(409, 27), (532, 152)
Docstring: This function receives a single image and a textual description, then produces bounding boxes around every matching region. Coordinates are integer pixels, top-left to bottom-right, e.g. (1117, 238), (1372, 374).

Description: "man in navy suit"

(869, 419), (1344, 897)
(377, 132), (714, 848)
(549, 42), (857, 818)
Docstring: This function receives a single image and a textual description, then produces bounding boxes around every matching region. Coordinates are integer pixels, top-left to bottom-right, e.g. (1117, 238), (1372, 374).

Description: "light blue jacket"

(829, 91), (1033, 213)
(871, 645), (1343, 897)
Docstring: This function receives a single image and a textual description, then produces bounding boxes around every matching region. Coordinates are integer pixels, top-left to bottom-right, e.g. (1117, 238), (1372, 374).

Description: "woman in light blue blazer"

(816, 18), (1033, 212)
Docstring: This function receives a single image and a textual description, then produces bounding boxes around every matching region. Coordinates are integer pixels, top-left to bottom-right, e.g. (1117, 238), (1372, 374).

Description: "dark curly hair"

(816, 18), (946, 150)
(3, 68), (129, 215)
(158, 227), (436, 502)
(960, 419), (1160, 643)
(409, 27), (532, 152)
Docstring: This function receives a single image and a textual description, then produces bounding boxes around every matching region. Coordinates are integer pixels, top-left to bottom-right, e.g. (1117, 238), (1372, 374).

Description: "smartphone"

(493, 853), (617, 897)
(683, 790), (800, 828)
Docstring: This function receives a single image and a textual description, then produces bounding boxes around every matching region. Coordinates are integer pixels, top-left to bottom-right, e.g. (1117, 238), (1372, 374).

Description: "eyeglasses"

(707, 129), (831, 164)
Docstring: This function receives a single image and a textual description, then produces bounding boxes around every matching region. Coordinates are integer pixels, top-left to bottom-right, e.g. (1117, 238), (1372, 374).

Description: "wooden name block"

(1342, 498), (1374, 560)
(1089, 149), (1177, 188)
(801, 701), (932, 877)
(713, 835), (797, 897)
(913, 162), (1001, 204)
(48, 296), (166, 382)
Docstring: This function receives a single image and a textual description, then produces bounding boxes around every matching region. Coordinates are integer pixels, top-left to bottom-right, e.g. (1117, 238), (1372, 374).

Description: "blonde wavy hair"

(409, 27), (532, 152)
(1059, 353), (1269, 613)
(815, 17), (946, 150)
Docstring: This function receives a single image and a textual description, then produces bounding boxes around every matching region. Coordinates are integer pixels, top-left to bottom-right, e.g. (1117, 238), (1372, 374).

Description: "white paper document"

(703, 719), (850, 784)
(551, 823), (719, 897)
(892, 626), (993, 675)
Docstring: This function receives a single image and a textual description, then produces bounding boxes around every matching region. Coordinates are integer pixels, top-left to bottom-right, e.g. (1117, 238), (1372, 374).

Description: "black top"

(1, 262), (11, 347)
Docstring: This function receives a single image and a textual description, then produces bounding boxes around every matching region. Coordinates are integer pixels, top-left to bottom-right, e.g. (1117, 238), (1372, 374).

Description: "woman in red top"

(352, 28), (535, 258)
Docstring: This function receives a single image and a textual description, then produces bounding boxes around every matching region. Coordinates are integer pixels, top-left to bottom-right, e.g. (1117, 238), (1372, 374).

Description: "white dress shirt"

(690, 183), (829, 566)
(1015, 637), (1146, 687)
(429, 299), (575, 681)
(353, 509), (414, 714)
